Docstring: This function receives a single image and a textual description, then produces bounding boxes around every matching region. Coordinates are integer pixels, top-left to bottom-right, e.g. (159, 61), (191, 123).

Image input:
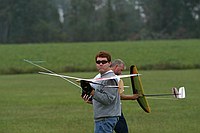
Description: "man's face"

(96, 57), (111, 74)
(113, 64), (124, 75)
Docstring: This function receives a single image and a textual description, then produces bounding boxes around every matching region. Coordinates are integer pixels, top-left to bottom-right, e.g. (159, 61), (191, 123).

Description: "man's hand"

(132, 94), (140, 100)
(82, 94), (93, 104)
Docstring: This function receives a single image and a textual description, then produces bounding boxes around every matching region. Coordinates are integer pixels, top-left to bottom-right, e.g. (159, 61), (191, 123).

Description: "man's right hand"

(82, 94), (93, 104)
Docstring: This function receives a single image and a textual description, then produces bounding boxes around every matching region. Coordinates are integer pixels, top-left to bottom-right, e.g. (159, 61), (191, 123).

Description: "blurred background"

(1, 0), (199, 44)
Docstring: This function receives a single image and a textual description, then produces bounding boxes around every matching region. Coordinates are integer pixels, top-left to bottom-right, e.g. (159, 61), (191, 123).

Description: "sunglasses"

(96, 60), (108, 64)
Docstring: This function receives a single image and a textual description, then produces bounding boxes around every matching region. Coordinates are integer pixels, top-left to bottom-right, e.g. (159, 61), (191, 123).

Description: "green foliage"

(0, 0), (60, 43)
(0, 69), (199, 133)
(1, 0), (199, 43)
(0, 39), (200, 74)
(143, 0), (200, 39)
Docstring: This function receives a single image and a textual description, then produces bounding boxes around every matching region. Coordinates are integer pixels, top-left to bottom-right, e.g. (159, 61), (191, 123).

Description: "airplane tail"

(172, 87), (186, 99)
(178, 87), (186, 99)
(172, 87), (179, 98)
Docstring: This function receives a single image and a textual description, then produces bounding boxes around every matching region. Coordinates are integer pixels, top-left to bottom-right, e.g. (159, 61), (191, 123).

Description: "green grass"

(0, 69), (199, 133)
(0, 39), (199, 132)
(0, 39), (200, 74)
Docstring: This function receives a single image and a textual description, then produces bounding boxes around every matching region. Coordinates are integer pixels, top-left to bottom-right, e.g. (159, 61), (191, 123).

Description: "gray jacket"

(92, 70), (121, 121)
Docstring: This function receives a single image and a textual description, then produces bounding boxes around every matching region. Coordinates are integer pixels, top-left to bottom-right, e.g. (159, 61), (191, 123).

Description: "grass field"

(0, 39), (199, 133)
(0, 39), (200, 74)
(0, 69), (199, 133)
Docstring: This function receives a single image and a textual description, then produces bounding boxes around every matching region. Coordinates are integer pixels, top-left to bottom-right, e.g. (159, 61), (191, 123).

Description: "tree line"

(0, 0), (199, 43)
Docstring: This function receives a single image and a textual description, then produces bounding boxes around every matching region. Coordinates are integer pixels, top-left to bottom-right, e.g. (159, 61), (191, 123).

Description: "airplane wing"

(39, 72), (140, 82)
(130, 65), (151, 113)
(25, 59), (133, 88)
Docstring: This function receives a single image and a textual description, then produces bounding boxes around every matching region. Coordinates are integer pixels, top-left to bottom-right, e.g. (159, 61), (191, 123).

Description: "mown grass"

(0, 39), (199, 132)
(0, 39), (200, 74)
(0, 69), (199, 133)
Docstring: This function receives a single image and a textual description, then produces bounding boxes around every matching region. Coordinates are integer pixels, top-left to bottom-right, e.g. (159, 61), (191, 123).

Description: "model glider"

(24, 59), (185, 102)
(130, 65), (186, 113)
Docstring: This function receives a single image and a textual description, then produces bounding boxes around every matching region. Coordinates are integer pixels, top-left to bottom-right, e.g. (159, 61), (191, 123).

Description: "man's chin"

(98, 69), (105, 73)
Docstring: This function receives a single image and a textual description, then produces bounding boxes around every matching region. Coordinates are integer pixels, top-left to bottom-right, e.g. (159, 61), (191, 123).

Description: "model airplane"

(130, 65), (186, 113)
(24, 59), (186, 114)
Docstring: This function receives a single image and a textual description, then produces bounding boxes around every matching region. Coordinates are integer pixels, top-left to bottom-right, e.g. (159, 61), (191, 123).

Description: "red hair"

(95, 51), (111, 62)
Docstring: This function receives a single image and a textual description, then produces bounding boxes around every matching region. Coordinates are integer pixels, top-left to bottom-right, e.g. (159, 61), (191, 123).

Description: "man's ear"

(114, 64), (118, 69)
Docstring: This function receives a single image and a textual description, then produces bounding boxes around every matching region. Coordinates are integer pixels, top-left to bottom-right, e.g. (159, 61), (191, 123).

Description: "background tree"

(141, 0), (200, 39)
(63, 0), (95, 42)
(0, 0), (60, 43)
(0, 0), (199, 43)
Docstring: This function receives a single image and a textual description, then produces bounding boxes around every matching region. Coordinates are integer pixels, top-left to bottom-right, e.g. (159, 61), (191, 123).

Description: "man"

(111, 59), (139, 133)
(82, 51), (121, 133)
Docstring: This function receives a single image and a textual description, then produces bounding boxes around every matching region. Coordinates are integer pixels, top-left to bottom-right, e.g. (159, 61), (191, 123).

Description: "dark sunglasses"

(96, 60), (108, 64)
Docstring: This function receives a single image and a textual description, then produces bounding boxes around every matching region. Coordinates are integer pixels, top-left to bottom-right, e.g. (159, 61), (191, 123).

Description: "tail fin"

(177, 87), (185, 99)
(172, 87), (186, 99)
(172, 87), (179, 98)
